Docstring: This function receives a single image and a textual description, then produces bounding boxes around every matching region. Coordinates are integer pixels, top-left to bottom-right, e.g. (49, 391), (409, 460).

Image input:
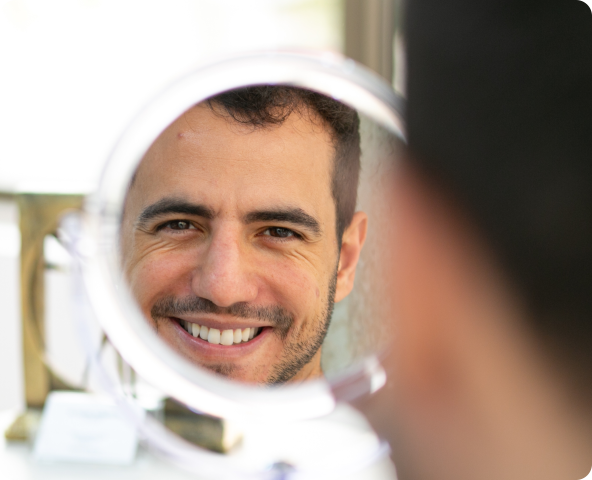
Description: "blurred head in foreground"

(360, 2), (592, 479)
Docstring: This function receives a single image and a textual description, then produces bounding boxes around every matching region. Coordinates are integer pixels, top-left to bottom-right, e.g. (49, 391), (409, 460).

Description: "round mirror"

(67, 52), (405, 477)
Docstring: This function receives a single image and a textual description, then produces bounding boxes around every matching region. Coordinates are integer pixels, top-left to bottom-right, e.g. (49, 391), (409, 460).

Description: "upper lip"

(170, 315), (271, 331)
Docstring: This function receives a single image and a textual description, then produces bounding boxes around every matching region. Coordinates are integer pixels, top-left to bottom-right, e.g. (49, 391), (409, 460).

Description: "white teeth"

(181, 321), (262, 345)
(220, 329), (234, 346)
(242, 328), (250, 342)
(200, 325), (208, 340)
(208, 328), (221, 344)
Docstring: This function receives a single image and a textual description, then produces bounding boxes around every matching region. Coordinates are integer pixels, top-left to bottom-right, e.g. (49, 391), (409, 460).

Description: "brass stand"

(5, 192), (84, 441)
(164, 399), (242, 453)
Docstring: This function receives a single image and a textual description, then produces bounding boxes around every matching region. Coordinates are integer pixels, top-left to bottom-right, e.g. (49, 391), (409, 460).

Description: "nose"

(191, 226), (258, 308)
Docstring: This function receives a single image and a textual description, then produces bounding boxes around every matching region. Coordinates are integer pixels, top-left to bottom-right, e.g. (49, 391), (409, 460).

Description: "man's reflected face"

(121, 102), (346, 384)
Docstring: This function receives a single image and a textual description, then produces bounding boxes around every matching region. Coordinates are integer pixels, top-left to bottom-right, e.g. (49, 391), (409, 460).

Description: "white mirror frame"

(74, 51), (405, 425)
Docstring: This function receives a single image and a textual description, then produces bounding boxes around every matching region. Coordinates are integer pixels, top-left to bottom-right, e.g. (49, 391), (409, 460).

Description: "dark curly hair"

(207, 85), (361, 243)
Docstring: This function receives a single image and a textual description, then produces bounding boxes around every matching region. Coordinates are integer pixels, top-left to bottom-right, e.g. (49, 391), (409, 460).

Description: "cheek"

(261, 259), (326, 324)
(127, 250), (195, 311)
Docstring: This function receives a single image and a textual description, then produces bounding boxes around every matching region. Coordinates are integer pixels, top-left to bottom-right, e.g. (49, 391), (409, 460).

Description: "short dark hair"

(406, 1), (592, 387)
(207, 85), (361, 242)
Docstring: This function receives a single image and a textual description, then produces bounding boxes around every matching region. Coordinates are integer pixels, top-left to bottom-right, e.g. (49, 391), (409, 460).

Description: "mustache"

(151, 295), (294, 338)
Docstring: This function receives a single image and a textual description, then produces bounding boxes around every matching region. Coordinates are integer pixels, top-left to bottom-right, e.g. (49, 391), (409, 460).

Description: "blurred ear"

(334, 211), (368, 303)
(388, 163), (482, 402)
(388, 162), (511, 402)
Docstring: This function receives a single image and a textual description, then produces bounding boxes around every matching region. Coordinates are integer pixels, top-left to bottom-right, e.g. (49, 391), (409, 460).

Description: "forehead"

(131, 103), (336, 219)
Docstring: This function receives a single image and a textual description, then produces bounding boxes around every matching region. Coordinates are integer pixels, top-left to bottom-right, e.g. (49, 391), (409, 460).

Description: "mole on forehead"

(167, 105), (214, 140)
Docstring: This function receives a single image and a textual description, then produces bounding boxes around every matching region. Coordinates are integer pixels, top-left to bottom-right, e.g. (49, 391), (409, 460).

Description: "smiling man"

(120, 86), (367, 384)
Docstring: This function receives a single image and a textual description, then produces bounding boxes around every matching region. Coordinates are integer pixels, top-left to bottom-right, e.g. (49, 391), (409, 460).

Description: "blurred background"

(0, 0), (405, 412)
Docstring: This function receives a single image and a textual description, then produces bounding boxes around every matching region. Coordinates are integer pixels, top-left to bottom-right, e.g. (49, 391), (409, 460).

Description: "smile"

(176, 319), (262, 346)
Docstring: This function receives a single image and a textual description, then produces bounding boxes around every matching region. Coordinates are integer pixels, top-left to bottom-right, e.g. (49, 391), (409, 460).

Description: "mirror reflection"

(120, 85), (397, 385)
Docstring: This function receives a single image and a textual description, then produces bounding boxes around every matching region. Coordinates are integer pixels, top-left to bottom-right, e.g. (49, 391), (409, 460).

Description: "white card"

(33, 391), (139, 465)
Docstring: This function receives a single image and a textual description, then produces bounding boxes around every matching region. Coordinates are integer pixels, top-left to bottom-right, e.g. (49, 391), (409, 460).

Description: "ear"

(388, 164), (495, 405)
(334, 211), (368, 303)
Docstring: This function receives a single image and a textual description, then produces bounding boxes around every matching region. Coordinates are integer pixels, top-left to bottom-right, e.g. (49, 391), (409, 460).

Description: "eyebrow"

(137, 197), (321, 236)
(243, 208), (321, 235)
(137, 198), (214, 227)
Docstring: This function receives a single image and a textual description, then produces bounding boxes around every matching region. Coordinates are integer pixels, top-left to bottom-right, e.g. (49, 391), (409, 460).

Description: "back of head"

(406, 0), (592, 394)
